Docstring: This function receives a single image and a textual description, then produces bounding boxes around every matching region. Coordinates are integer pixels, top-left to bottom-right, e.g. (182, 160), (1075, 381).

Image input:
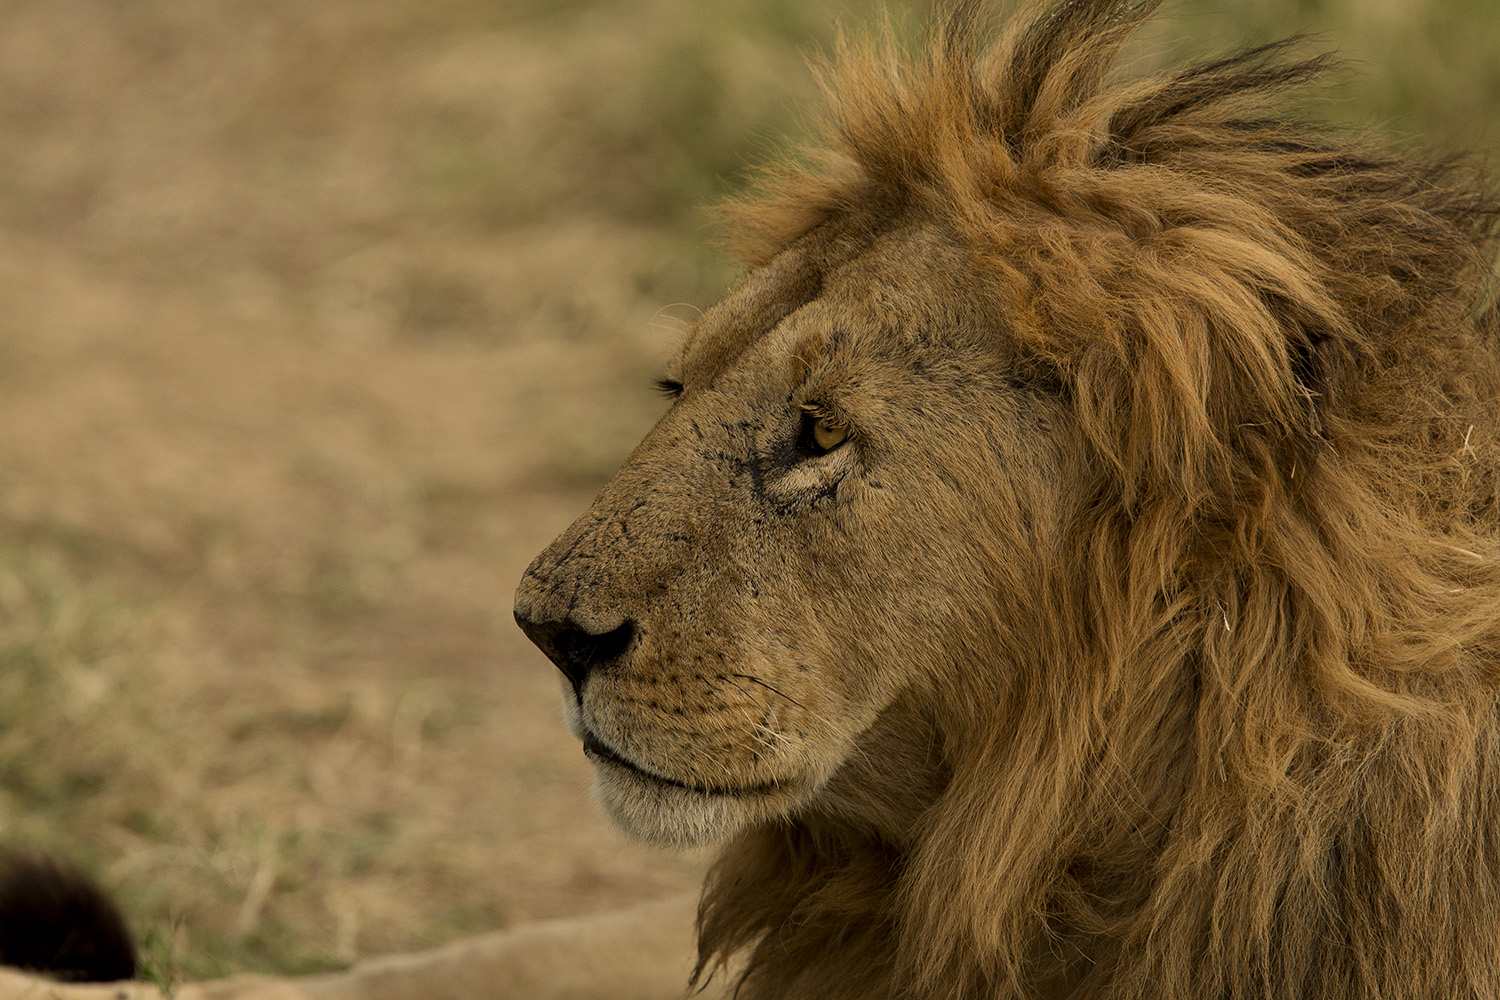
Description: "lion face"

(514, 222), (1067, 846)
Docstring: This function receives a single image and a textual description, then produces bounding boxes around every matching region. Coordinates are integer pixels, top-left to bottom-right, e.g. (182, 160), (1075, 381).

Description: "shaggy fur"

(515, 1), (1500, 999)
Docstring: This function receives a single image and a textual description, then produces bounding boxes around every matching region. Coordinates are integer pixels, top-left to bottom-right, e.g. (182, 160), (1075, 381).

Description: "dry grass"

(0, 0), (1492, 985)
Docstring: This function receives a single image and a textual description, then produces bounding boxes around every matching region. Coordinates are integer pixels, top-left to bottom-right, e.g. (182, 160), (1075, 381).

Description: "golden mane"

(700, 1), (1500, 997)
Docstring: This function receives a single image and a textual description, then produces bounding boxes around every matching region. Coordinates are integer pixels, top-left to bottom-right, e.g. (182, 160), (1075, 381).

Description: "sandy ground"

(0, 0), (737, 979)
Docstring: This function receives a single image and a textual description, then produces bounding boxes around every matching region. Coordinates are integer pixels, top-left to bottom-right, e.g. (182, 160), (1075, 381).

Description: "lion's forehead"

(679, 226), (1000, 403)
(677, 235), (831, 391)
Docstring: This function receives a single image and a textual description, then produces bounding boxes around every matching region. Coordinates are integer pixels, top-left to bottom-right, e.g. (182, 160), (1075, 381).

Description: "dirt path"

(0, 0), (729, 979)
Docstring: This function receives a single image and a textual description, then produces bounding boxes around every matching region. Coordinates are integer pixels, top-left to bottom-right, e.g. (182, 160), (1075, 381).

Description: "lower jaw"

(588, 763), (757, 847)
(582, 734), (787, 797)
(586, 752), (819, 848)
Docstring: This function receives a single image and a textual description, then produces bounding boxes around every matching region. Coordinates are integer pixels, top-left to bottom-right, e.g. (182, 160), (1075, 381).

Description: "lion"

(5, 0), (1499, 997)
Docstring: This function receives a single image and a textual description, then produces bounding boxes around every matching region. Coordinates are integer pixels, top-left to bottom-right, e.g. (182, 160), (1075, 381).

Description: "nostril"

(553, 619), (636, 691)
(578, 620), (635, 664)
(515, 614), (637, 693)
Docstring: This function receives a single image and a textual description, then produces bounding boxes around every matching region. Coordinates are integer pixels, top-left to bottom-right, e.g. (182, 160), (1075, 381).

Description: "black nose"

(514, 612), (636, 693)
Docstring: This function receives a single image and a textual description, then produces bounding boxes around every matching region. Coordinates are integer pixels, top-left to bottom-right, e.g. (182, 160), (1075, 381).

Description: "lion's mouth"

(582, 732), (782, 797)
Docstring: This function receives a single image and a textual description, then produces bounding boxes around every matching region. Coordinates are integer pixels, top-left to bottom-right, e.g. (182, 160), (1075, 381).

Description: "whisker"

(731, 672), (808, 710)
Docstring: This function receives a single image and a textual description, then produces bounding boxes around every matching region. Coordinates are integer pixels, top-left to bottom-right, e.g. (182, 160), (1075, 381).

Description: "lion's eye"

(797, 410), (849, 456)
(813, 418), (847, 452)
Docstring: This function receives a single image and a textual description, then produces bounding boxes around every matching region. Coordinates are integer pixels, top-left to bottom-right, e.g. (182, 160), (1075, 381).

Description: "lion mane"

(686, 1), (1500, 998)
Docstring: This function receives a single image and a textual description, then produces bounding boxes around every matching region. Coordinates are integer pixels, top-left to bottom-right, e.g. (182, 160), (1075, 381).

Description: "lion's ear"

(1286, 327), (1330, 442)
(1259, 289), (1354, 448)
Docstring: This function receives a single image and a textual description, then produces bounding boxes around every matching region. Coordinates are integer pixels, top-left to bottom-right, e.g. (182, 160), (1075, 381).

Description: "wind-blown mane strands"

(701, 1), (1500, 998)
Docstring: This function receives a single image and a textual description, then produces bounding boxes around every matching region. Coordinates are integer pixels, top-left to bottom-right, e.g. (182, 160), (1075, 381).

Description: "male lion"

(5, 0), (1499, 998)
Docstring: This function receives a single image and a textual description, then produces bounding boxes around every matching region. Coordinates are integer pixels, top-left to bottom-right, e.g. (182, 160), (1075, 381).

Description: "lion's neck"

(699, 671), (1201, 999)
(695, 697), (951, 998)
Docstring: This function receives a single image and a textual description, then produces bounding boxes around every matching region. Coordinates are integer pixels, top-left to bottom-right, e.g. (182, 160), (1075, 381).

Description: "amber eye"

(813, 417), (847, 451)
(798, 410), (849, 456)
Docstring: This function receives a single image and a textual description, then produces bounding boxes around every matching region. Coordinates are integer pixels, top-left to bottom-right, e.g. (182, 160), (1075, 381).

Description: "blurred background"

(0, 0), (1494, 985)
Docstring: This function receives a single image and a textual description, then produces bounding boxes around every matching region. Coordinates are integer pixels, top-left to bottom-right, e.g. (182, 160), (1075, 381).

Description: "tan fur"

(514, 1), (1500, 998)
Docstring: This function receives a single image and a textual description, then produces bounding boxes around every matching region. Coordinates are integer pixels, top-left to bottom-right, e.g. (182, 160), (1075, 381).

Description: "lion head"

(515, 1), (1500, 997)
(512, 215), (1051, 847)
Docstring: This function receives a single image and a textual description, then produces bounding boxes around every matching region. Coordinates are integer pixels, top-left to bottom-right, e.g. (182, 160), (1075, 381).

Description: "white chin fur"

(588, 759), (781, 848)
(558, 678), (584, 739)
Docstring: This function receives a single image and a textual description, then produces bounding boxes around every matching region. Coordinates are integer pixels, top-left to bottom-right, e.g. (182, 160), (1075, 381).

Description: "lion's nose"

(514, 612), (636, 694)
